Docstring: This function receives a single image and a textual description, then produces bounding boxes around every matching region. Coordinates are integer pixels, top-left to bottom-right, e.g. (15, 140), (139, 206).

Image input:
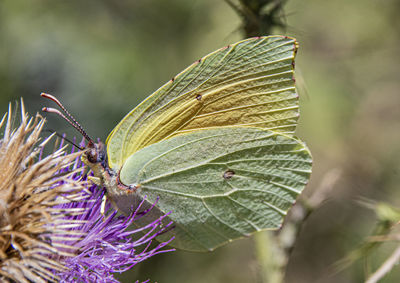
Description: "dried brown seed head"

(0, 101), (87, 283)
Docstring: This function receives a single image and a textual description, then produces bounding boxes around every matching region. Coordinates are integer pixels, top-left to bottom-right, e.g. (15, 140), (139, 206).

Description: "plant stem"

(365, 244), (400, 283)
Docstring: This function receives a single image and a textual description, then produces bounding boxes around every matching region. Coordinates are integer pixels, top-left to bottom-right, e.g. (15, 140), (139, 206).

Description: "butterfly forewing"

(106, 36), (299, 170)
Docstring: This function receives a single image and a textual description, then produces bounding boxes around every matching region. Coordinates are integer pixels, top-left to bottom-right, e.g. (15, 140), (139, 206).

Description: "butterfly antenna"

(43, 129), (84, 150)
(41, 93), (94, 145)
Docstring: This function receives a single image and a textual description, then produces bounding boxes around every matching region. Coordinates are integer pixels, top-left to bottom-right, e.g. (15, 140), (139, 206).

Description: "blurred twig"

(255, 231), (285, 283)
(365, 244), (400, 283)
(286, 168), (342, 254)
(254, 169), (341, 282)
(224, 0), (288, 37)
(333, 200), (400, 279)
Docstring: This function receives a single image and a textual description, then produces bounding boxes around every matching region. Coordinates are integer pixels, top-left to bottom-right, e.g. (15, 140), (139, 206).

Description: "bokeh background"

(1, 0), (400, 282)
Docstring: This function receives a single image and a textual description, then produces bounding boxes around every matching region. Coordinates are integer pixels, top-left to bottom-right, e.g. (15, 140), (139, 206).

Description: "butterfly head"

(84, 140), (108, 168)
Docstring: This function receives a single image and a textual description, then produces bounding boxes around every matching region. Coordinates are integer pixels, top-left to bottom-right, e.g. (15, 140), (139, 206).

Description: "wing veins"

(184, 58), (294, 102)
(262, 201), (287, 216)
(143, 184), (295, 205)
(214, 37), (293, 80)
(156, 72), (295, 131)
(231, 168), (309, 186)
(227, 195), (264, 218)
(124, 41), (241, 144)
(136, 131), (247, 179)
(202, 86), (296, 108)
(214, 51), (293, 82)
(138, 138), (304, 184)
(128, 38), (293, 138)
(224, 157), (313, 164)
(119, 38), (233, 155)
(278, 167), (313, 173)
(194, 103), (298, 120)
(201, 199), (247, 236)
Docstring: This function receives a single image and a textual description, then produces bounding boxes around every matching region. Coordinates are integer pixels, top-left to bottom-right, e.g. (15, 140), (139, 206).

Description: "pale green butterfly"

(42, 35), (312, 252)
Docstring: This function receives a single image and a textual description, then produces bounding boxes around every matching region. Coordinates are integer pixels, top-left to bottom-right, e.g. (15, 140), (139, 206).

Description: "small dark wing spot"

(197, 58), (201, 63)
(171, 77), (175, 82)
(223, 169), (235, 179)
(196, 94), (202, 101)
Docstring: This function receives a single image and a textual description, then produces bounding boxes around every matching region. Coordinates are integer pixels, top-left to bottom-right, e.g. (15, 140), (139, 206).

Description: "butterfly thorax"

(82, 141), (142, 214)
(81, 141), (116, 189)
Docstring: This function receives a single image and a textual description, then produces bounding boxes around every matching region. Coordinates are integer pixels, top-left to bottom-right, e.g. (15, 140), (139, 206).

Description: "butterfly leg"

(100, 194), (107, 216)
(88, 175), (102, 186)
(80, 166), (90, 180)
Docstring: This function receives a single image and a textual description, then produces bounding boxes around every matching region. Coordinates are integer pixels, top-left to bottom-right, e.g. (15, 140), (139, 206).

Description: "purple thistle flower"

(0, 102), (173, 282)
(51, 139), (176, 282)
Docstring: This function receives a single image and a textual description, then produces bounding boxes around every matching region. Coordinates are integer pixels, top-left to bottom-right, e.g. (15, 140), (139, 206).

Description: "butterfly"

(42, 35), (312, 252)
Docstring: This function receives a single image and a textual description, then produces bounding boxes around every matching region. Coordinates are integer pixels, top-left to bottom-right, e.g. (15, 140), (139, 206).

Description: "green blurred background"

(1, 0), (399, 282)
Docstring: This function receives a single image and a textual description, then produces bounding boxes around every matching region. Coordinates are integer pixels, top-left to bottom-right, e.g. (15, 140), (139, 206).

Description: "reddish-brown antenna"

(41, 93), (94, 145)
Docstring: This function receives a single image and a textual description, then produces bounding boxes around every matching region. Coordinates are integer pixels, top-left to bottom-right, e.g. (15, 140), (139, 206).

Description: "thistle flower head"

(0, 100), (175, 282)
(0, 101), (85, 282)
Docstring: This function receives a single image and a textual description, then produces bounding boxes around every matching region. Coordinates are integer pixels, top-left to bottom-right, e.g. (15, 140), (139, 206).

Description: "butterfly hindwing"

(116, 127), (312, 251)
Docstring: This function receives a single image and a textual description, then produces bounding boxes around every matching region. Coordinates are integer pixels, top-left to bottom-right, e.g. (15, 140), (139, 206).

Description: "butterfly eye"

(86, 148), (98, 164)
(195, 94), (202, 101)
